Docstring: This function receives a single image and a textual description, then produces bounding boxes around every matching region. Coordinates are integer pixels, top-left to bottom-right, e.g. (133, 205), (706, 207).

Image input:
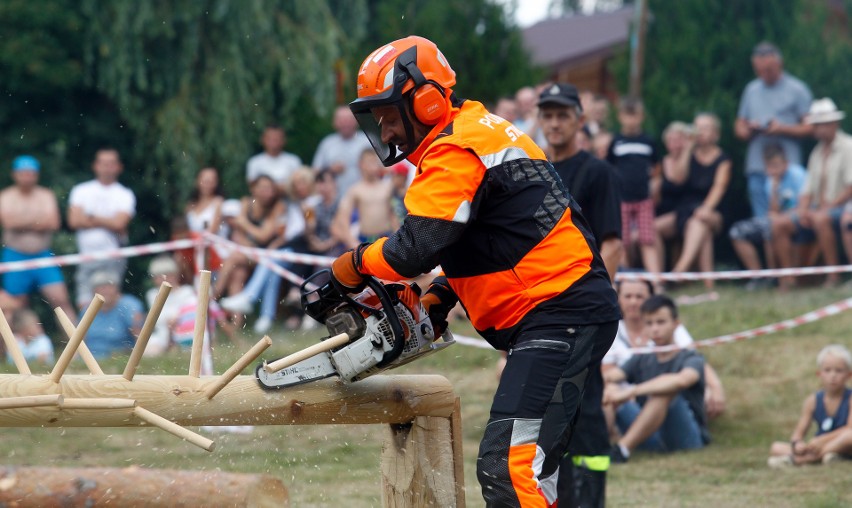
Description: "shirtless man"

(0, 156), (76, 319)
(332, 148), (396, 249)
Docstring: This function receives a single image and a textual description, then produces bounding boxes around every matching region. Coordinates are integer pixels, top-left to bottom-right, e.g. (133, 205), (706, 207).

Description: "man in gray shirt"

(735, 41), (813, 218)
(311, 106), (372, 195)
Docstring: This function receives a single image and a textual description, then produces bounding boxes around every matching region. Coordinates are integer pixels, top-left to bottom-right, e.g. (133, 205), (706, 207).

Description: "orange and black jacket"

(361, 98), (619, 350)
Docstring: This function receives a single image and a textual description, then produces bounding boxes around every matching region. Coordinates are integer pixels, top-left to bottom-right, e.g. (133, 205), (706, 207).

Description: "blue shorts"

(2, 248), (64, 296)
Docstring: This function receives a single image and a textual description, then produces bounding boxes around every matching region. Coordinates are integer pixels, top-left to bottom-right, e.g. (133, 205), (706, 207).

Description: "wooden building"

(521, 7), (633, 97)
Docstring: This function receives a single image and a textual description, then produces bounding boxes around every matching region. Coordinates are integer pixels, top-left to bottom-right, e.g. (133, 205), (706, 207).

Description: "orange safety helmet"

(349, 36), (456, 165)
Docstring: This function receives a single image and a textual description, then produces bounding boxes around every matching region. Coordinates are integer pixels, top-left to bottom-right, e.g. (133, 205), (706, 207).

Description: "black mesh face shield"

(350, 99), (415, 166)
(350, 56), (418, 166)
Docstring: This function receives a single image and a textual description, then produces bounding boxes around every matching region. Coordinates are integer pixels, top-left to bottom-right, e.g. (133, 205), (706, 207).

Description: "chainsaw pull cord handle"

(366, 277), (406, 367)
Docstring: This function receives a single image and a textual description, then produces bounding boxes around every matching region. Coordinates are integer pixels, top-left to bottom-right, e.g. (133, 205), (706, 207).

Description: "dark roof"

(522, 7), (633, 68)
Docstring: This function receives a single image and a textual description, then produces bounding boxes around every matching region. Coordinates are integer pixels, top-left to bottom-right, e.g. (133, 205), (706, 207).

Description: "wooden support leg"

(450, 397), (466, 508)
(381, 414), (464, 507)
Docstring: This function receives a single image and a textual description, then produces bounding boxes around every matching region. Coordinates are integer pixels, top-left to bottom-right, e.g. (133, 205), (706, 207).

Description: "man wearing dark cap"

(539, 83), (622, 279)
(735, 41), (813, 220)
(538, 84), (622, 507)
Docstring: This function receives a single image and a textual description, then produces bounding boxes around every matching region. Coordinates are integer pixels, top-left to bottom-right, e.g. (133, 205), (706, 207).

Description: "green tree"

(0, 0), (127, 202)
(81, 0), (369, 239)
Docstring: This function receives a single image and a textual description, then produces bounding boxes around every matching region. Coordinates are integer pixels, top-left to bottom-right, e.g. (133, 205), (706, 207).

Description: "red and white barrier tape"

(2, 229), (844, 285)
(631, 296), (852, 353)
(615, 264), (852, 282)
(451, 296), (852, 353)
(203, 233), (334, 267)
(0, 238), (199, 274)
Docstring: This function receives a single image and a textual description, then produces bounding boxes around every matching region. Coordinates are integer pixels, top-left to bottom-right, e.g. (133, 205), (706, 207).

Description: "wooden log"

(0, 465), (288, 507)
(381, 415), (460, 507)
(0, 308), (29, 375)
(0, 374), (455, 428)
(189, 270), (211, 377)
(124, 281), (172, 381)
(206, 336), (272, 399)
(50, 294), (104, 383)
(55, 308), (104, 375)
(263, 332), (349, 373)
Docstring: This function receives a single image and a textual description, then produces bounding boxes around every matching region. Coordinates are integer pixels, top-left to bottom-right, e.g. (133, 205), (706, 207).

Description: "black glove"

(420, 276), (458, 337)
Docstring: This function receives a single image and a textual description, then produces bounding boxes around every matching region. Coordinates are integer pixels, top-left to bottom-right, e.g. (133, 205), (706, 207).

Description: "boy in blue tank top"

(768, 344), (852, 467)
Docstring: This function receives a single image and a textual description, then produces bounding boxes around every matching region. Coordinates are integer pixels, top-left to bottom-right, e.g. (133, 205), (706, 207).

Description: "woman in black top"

(655, 114), (731, 290)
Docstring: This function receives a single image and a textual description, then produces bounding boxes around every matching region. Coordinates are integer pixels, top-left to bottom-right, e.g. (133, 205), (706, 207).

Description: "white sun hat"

(806, 98), (846, 124)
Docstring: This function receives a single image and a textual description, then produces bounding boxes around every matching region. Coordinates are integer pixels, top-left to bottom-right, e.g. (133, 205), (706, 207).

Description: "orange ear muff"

(411, 82), (447, 125)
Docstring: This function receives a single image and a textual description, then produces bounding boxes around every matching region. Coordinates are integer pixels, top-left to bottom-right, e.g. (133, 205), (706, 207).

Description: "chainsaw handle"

(366, 277), (406, 368)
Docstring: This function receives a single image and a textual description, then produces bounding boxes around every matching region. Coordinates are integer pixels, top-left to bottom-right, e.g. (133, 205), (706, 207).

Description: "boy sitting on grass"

(768, 344), (852, 467)
(7, 309), (54, 365)
(603, 294), (709, 462)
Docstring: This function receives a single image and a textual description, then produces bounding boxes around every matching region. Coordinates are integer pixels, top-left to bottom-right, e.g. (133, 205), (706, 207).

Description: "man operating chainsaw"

(331, 36), (620, 507)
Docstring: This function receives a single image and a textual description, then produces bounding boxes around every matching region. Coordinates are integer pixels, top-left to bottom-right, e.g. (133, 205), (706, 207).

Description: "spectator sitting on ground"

(144, 255), (203, 356)
(186, 166), (225, 235)
(773, 98), (852, 289)
(312, 105), (373, 195)
(67, 148), (136, 309)
(603, 279), (725, 427)
(768, 344), (852, 468)
(246, 123), (302, 196)
(332, 148), (396, 249)
(222, 168), (319, 333)
(213, 175), (284, 303)
(653, 121), (692, 266)
(7, 308), (54, 365)
(607, 97), (662, 278)
(603, 294), (711, 463)
(729, 143), (807, 290)
(81, 271), (144, 359)
(211, 199), (246, 300)
(184, 166), (225, 279)
(0, 155), (76, 321)
(655, 113), (731, 293)
(306, 169), (344, 258)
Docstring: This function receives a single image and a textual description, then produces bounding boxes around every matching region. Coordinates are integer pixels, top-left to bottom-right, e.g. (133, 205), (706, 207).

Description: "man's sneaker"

(767, 455), (795, 469)
(609, 444), (629, 464)
(220, 293), (253, 314)
(822, 452), (843, 465)
(253, 316), (273, 334)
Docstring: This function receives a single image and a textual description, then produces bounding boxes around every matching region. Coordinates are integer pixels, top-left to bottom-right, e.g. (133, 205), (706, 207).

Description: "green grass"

(3, 283), (852, 506)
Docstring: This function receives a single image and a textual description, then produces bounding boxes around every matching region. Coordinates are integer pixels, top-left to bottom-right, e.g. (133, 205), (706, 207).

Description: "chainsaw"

(255, 269), (455, 389)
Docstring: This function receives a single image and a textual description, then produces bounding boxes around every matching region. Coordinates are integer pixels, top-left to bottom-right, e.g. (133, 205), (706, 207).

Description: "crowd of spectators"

(492, 41), (852, 298)
(1, 41), (848, 442)
(0, 101), (418, 361)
